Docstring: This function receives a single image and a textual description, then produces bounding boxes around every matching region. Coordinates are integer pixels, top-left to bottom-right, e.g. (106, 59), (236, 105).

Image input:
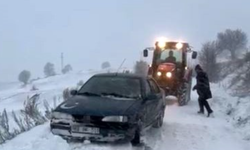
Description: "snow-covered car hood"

(54, 95), (143, 116)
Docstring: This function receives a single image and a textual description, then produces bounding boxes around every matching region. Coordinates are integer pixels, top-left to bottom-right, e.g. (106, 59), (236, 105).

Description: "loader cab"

(143, 41), (197, 63)
(144, 41), (197, 76)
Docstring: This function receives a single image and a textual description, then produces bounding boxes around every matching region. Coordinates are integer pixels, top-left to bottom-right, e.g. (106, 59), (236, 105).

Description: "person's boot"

(197, 110), (204, 114)
(207, 110), (213, 117)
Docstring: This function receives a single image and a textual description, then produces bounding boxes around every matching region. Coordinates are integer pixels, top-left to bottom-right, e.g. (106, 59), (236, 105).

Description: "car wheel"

(153, 109), (164, 128)
(131, 129), (141, 146)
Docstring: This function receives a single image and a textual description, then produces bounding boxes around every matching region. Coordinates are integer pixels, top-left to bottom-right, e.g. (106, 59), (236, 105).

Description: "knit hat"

(195, 64), (202, 71)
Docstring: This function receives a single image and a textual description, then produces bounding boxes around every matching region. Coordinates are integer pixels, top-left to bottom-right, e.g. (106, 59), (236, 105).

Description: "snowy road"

(1, 94), (249, 150)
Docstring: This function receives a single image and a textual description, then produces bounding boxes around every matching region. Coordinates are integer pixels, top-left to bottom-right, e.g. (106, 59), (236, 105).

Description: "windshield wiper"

(101, 92), (132, 99)
(78, 92), (101, 97)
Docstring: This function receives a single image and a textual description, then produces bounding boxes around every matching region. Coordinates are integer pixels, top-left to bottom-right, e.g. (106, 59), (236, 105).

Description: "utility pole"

(61, 52), (64, 72)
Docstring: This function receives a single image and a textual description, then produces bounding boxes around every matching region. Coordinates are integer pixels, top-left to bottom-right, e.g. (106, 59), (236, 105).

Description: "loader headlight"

(176, 42), (183, 49)
(52, 112), (73, 120)
(157, 71), (162, 76)
(166, 72), (172, 78)
(156, 37), (167, 49)
(102, 116), (128, 122)
(157, 41), (166, 49)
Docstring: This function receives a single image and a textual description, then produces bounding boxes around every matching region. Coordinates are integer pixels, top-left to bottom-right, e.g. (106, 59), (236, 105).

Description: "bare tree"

(18, 70), (31, 85)
(62, 64), (73, 74)
(101, 61), (111, 69)
(230, 52), (250, 96)
(217, 29), (248, 60)
(44, 62), (56, 77)
(199, 41), (220, 82)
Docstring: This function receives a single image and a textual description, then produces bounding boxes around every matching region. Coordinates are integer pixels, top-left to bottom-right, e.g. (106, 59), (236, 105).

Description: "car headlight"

(157, 71), (162, 76)
(102, 116), (128, 122)
(52, 112), (73, 120)
(166, 72), (172, 78)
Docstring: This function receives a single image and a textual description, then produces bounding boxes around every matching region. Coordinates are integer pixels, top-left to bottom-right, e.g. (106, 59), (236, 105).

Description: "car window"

(78, 76), (142, 99)
(148, 79), (160, 94)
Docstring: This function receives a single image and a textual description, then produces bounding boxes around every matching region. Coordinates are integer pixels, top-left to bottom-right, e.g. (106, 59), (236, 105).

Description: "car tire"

(131, 129), (140, 146)
(153, 109), (164, 128)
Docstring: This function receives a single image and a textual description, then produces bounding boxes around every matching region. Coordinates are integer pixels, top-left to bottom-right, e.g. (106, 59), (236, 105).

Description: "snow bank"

(210, 82), (250, 140)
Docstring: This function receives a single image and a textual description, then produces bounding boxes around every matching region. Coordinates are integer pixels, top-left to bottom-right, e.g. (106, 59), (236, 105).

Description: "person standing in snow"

(192, 64), (213, 117)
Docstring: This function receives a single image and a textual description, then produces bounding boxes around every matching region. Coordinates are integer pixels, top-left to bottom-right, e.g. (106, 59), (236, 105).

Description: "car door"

(140, 79), (152, 128)
(146, 78), (162, 126)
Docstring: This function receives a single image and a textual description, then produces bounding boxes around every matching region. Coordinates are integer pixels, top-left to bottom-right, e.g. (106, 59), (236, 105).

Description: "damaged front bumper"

(50, 119), (137, 142)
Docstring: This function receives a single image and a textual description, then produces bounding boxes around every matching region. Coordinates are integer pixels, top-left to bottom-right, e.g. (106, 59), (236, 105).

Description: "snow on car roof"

(93, 73), (148, 79)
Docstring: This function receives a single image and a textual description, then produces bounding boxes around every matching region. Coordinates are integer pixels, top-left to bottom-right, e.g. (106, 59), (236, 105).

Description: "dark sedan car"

(50, 73), (166, 145)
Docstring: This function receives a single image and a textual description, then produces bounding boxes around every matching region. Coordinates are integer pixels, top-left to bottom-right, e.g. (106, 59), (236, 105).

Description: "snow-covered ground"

(1, 81), (250, 150)
(1, 70), (250, 150)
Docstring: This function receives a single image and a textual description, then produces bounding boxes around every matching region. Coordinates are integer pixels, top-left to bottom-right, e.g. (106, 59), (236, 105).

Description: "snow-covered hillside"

(0, 69), (112, 111)
(210, 82), (250, 141)
(1, 70), (250, 150)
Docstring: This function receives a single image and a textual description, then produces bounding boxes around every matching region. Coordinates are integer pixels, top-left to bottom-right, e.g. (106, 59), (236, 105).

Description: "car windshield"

(157, 49), (183, 63)
(78, 76), (142, 100)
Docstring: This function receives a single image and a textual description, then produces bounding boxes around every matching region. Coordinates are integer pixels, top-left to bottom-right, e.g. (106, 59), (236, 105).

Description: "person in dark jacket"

(192, 64), (213, 117)
(165, 50), (176, 63)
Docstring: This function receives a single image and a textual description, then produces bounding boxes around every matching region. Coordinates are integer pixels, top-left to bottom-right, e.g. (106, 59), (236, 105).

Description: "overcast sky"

(0, 0), (250, 81)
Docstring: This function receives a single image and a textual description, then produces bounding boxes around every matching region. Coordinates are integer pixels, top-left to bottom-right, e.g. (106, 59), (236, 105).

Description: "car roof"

(93, 73), (149, 80)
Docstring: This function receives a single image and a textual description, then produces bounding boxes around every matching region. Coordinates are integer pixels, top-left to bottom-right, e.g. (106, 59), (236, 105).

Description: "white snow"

(1, 70), (250, 150)
(210, 82), (250, 141)
(0, 71), (94, 111)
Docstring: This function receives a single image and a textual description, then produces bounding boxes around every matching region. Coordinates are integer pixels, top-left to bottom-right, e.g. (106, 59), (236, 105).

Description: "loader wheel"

(178, 84), (188, 106)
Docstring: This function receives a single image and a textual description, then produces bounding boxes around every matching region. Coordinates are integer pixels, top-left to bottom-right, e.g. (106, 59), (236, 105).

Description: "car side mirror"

(143, 49), (148, 57)
(192, 51), (197, 59)
(145, 93), (157, 100)
(70, 90), (78, 96)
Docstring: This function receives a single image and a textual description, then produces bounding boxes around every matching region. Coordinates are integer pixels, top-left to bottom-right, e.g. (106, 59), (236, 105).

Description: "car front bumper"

(50, 119), (137, 142)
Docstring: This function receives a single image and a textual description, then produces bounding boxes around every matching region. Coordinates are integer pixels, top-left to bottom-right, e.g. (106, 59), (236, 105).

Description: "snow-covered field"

(1, 70), (250, 150)
(0, 70), (107, 111)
